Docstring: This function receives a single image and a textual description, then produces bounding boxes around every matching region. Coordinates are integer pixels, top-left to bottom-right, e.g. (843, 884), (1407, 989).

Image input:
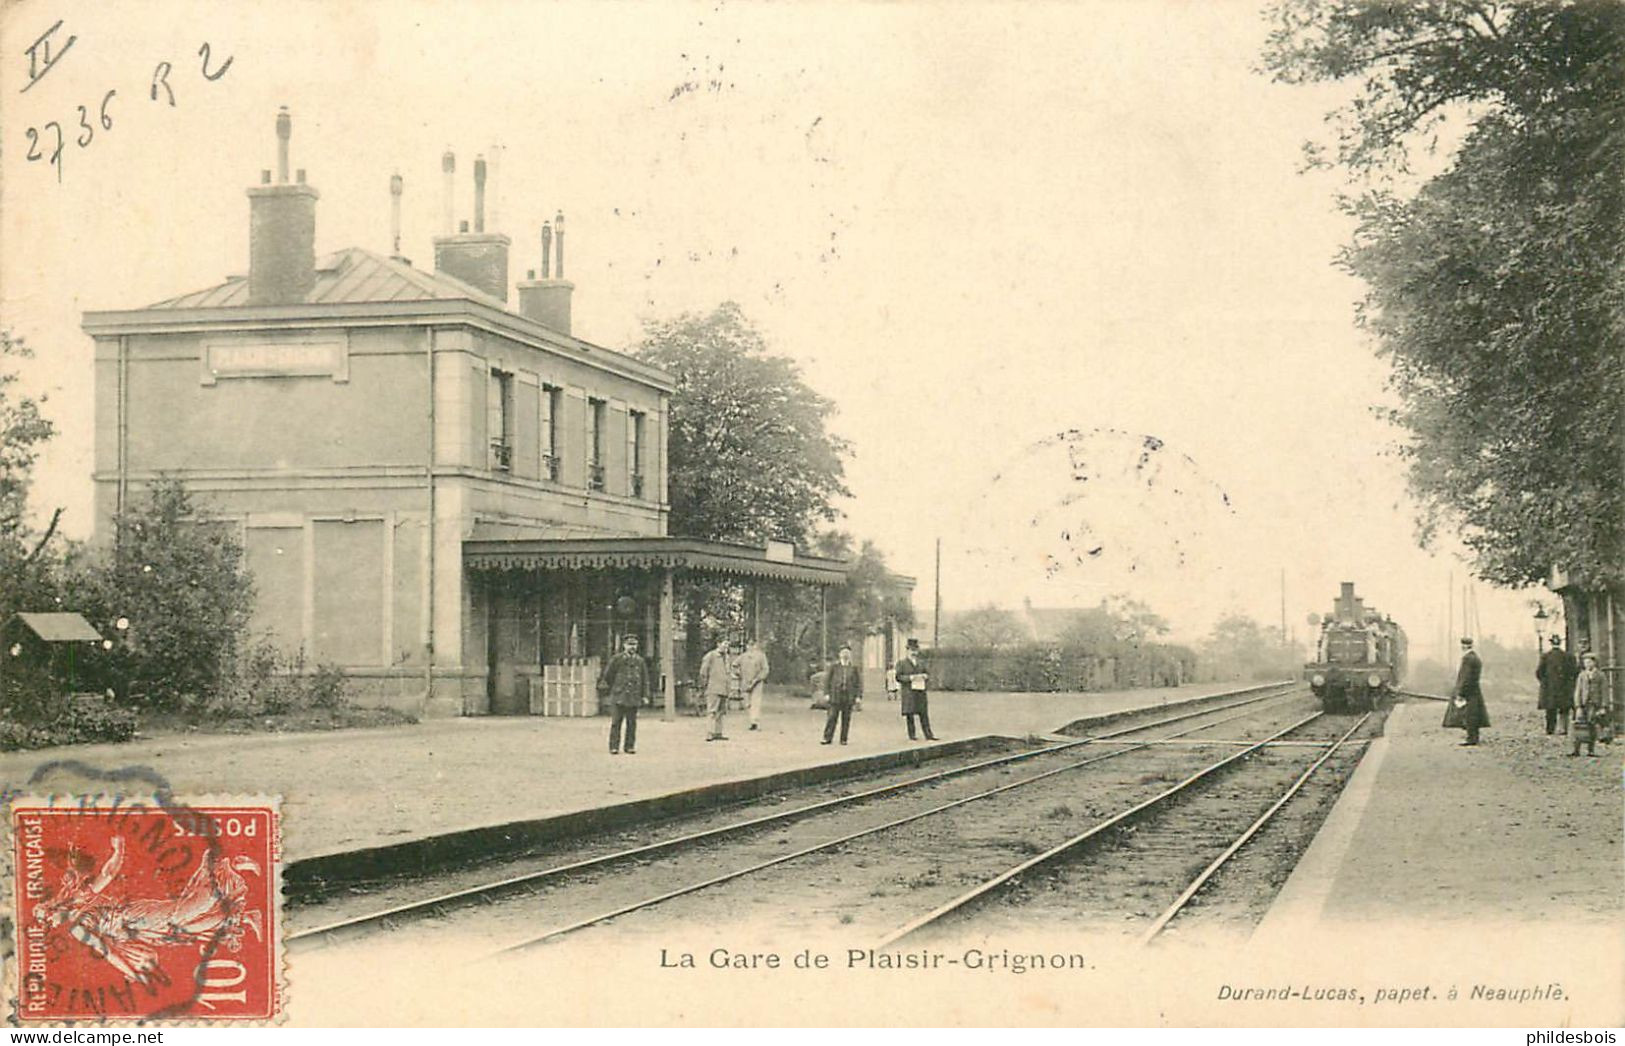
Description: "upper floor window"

(587, 397), (606, 492)
(539, 384), (561, 482)
(488, 368), (514, 472)
(628, 410), (646, 498)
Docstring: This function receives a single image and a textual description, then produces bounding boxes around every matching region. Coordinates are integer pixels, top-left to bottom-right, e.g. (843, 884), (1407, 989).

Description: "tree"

(1264, 1), (1625, 587)
(756, 531), (914, 680)
(70, 480), (255, 709)
(0, 328), (60, 622)
(941, 605), (1029, 649)
(635, 302), (852, 546)
(1200, 614), (1299, 682)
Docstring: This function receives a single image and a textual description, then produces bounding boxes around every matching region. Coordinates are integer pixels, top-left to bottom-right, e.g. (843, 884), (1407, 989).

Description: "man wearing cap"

(821, 644), (863, 746)
(894, 638), (937, 741)
(1536, 633), (1577, 736)
(1451, 636), (1489, 746)
(600, 634), (651, 755)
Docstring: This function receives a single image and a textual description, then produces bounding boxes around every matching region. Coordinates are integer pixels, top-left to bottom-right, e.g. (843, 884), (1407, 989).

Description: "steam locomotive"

(1304, 582), (1407, 712)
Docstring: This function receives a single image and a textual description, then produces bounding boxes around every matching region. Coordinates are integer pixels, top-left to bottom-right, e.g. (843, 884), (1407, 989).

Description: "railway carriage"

(1304, 582), (1407, 712)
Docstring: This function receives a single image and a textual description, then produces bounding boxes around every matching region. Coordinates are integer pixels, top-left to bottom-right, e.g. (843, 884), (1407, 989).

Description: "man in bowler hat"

(822, 644), (863, 746)
(1452, 636), (1489, 746)
(1536, 633), (1577, 735)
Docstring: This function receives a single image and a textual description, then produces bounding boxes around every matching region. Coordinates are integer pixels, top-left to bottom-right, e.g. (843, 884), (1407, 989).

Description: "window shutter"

(627, 412), (639, 496)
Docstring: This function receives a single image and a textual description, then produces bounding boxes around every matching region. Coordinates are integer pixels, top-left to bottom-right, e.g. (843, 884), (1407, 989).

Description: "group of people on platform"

(1536, 634), (1612, 757)
(595, 632), (940, 754)
(1447, 633), (1613, 756)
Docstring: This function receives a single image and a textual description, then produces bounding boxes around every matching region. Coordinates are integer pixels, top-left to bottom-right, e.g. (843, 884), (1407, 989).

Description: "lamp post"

(1533, 603), (1549, 653)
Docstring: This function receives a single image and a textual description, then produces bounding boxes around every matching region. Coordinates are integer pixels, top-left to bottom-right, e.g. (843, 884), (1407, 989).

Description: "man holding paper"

(895, 638), (937, 741)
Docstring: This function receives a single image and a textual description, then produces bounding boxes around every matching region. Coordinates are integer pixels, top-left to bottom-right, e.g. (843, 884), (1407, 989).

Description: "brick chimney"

(433, 152), (511, 302)
(516, 211), (574, 334)
(246, 107), (319, 305)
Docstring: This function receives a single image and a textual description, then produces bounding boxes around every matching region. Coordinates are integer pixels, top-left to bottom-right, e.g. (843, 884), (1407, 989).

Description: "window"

(587, 397), (606, 491)
(628, 410), (646, 498)
(539, 384), (561, 482)
(488, 368), (514, 472)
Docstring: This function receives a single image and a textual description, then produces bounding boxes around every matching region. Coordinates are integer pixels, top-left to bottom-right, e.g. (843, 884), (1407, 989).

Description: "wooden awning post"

(660, 567), (676, 722)
(820, 586), (828, 664)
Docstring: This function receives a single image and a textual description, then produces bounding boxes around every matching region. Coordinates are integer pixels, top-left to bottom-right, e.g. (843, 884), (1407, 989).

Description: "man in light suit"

(698, 635), (733, 742)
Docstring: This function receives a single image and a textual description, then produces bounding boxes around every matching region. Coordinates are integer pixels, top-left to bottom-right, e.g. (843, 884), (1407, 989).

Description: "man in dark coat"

(1536, 634), (1577, 735)
(601, 634), (651, 755)
(1451, 636), (1489, 746)
(894, 638), (937, 741)
(821, 644), (862, 746)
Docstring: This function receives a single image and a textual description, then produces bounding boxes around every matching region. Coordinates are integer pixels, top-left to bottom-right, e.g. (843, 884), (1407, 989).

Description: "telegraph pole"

(933, 537), (942, 649)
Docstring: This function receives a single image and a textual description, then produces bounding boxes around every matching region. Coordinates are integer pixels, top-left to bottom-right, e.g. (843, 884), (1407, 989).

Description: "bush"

(0, 685), (138, 751)
(207, 641), (350, 719)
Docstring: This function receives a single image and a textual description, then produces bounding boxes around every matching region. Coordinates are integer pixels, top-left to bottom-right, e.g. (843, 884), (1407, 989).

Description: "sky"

(1, 0), (1553, 656)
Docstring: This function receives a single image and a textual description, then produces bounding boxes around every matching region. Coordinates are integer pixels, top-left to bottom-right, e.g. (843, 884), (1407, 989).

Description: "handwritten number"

(24, 127), (40, 162)
(150, 61), (175, 106)
(101, 89), (116, 130)
(76, 105), (93, 146)
(43, 121), (63, 182)
(198, 42), (233, 81)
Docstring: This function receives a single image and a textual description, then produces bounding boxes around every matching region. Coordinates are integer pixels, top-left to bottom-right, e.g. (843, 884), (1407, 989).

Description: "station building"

(82, 109), (848, 718)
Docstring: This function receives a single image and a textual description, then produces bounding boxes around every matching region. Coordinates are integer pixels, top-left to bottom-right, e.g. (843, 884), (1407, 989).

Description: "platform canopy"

(463, 536), (850, 586)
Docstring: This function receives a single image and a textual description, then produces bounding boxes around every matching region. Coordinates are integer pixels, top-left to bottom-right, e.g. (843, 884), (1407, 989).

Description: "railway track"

(870, 710), (1377, 947)
(290, 682), (1305, 949)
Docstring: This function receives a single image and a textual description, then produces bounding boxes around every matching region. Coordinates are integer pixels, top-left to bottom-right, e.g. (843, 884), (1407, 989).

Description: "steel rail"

(292, 682), (1303, 945)
(871, 709), (1326, 950)
(1137, 712), (1371, 944)
(495, 688), (1312, 954)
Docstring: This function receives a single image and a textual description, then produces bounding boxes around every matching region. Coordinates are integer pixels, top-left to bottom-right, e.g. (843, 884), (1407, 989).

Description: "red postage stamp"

(9, 797), (282, 1023)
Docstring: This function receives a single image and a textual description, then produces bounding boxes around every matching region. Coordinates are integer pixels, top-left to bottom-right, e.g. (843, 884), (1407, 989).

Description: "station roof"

(145, 248), (505, 311)
(463, 537), (851, 586)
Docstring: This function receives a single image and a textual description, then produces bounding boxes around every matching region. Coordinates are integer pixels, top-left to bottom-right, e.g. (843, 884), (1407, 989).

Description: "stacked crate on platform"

(531, 657), (602, 716)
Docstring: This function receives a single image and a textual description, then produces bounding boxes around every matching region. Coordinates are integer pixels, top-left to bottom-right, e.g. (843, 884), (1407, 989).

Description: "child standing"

(1570, 651), (1608, 757)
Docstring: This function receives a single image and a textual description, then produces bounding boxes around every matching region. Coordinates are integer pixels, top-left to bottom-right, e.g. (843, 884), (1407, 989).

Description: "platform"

(1246, 691), (1623, 1025)
(0, 681), (1243, 864)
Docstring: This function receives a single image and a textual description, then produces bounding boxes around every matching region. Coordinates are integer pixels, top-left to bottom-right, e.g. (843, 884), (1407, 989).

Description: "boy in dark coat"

(601, 634), (651, 754)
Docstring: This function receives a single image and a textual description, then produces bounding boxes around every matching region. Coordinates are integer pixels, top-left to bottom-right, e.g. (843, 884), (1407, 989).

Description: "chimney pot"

(441, 150), (456, 236)
(247, 108), (318, 305)
(390, 172), (404, 257)
(473, 154), (487, 234)
(554, 211), (566, 278)
(275, 106), (291, 183)
(541, 222), (552, 279)
(527, 269), (535, 280)
(296, 169), (306, 184)
(460, 220), (469, 233)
